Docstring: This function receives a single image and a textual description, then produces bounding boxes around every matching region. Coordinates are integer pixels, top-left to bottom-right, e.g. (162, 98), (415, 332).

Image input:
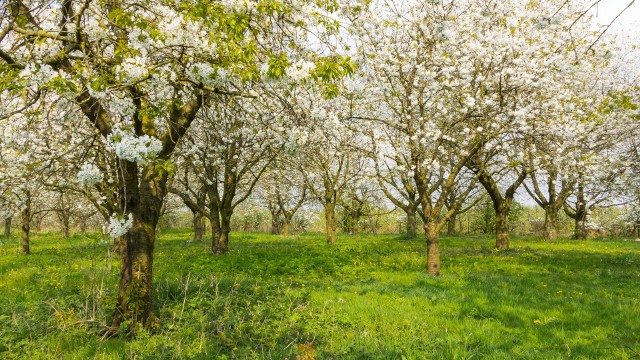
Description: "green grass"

(1, 230), (639, 359)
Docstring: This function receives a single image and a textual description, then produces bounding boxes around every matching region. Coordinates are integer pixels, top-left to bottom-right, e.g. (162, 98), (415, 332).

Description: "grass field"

(0, 230), (639, 359)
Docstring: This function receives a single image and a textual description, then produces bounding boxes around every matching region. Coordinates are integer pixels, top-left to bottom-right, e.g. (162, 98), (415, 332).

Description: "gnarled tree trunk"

(110, 164), (166, 334)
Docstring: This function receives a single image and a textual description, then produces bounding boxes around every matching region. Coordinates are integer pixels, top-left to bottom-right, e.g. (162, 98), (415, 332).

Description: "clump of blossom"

(77, 163), (103, 185)
(108, 127), (163, 165)
(286, 60), (315, 82)
(188, 63), (228, 87)
(108, 213), (133, 238)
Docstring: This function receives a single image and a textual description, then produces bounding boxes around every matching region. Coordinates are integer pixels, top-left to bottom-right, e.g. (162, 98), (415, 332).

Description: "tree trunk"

(62, 213), (70, 238)
(424, 220), (440, 276)
(282, 215), (291, 237)
(270, 209), (281, 235)
(21, 195), (31, 255)
(406, 209), (417, 239)
(543, 205), (558, 240)
(3, 217), (11, 238)
(109, 163), (168, 334)
(193, 210), (204, 241)
(367, 213), (378, 235)
(213, 209), (231, 254)
(495, 207), (510, 250)
(574, 214), (587, 240)
(208, 200), (222, 254)
(111, 215), (157, 333)
(325, 202), (336, 244)
(447, 214), (457, 236)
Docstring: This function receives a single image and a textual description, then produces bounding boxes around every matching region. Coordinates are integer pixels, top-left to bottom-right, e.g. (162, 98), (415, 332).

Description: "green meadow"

(0, 230), (639, 359)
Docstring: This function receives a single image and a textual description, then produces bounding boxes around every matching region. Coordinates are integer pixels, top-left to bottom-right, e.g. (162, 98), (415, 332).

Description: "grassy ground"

(0, 230), (639, 359)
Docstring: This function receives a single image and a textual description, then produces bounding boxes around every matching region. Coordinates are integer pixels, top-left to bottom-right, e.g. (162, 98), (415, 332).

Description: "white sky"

(590, 0), (640, 33)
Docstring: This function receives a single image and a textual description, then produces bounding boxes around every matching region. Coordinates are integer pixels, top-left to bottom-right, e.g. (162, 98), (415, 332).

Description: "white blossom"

(108, 127), (163, 165)
(77, 163), (103, 185)
(108, 213), (133, 238)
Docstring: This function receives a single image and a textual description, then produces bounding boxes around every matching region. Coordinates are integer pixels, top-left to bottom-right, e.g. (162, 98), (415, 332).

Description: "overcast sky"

(591, 0), (640, 33)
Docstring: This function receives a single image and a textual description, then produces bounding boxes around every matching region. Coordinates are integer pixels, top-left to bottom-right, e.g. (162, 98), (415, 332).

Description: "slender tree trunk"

(4, 217), (11, 238)
(21, 195), (31, 255)
(447, 214), (457, 236)
(208, 200), (222, 254)
(406, 209), (417, 238)
(325, 202), (336, 244)
(193, 211), (204, 241)
(494, 206), (510, 250)
(542, 205), (558, 240)
(424, 220), (440, 276)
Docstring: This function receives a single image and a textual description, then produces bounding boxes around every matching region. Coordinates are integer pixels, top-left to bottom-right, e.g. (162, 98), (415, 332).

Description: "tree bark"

(406, 209), (417, 239)
(574, 217), (587, 240)
(325, 202), (336, 244)
(494, 205), (510, 250)
(3, 217), (11, 238)
(110, 165), (165, 334)
(543, 205), (558, 240)
(61, 212), (70, 238)
(213, 208), (231, 254)
(193, 210), (204, 241)
(21, 194), (31, 255)
(270, 208), (281, 235)
(111, 215), (156, 333)
(424, 220), (440, 276)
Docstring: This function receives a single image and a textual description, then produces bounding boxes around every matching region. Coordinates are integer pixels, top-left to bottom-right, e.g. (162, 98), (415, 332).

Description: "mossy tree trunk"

(111, 162), (168, 334)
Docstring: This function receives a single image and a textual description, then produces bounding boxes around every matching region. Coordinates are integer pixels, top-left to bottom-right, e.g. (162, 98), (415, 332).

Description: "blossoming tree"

(1, 0), (347, 333)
